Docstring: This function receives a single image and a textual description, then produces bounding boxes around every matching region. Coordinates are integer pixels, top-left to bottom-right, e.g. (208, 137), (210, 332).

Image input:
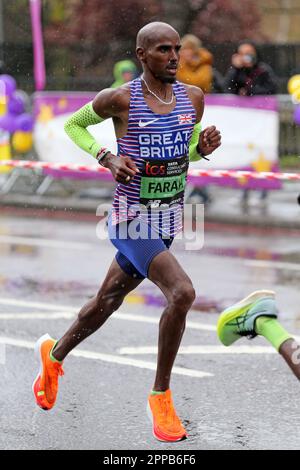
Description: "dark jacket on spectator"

(212, 68), (225, 93)
(224, 62), (277, 96)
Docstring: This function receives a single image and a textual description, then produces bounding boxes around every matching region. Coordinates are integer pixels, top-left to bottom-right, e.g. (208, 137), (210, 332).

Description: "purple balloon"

(294, 106), (300, 126)
(0, 113), (16, 133)
(0, 74), (17, 96)
(15, 113), (34, 132)
(8, 93), (25, 115)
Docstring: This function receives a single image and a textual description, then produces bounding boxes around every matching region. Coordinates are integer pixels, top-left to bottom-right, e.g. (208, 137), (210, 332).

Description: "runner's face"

(141, 35), (181, 83)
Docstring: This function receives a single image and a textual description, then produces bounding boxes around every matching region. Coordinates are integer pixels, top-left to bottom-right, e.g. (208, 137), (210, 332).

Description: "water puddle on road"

(0, 276), (221, 312)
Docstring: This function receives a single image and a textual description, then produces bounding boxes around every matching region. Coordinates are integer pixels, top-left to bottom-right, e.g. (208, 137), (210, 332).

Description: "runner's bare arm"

(185, 85), (205, 124)
(92, 86), (129, 121)
(186, 85), (221, 159)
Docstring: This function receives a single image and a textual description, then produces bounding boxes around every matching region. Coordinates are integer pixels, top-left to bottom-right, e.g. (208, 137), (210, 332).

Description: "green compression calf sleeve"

(188, 122), (202, 162)
(255, 317), (293, 351)
(64, 102), (105, 159)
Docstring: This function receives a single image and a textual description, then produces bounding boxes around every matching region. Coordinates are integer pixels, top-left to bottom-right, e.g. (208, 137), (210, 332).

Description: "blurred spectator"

(224, 41), (277, 96)
(224, 41), (277, 206)
(177, 34), (213, 93)
(211, 68), (225, 94)
(178, 35), (214, 205)
(110, 60), (137, 88)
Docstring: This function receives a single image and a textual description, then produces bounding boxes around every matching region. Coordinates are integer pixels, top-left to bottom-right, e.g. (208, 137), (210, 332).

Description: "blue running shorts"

(107, 215), (174, 279)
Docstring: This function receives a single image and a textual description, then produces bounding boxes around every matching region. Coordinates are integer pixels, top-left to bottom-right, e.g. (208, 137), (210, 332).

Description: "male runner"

(32, 21), (221, 443)
(32, 21), (300, 443)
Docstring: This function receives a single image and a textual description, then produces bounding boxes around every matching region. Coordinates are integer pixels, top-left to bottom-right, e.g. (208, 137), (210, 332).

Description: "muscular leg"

(148, 251), (196, 391)
(52, 259), (143, 361)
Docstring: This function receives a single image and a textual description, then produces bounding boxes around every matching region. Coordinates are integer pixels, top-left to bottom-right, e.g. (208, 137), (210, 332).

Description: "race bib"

(139, 156), (188, 209)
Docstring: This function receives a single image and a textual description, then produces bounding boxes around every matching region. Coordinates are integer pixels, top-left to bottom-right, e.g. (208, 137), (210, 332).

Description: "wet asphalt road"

(1, 212), (300, 450)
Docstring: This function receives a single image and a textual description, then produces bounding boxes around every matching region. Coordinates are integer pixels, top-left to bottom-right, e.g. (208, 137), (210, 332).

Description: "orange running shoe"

(147, 389), (187, 442)
(32, 334), (64, 411)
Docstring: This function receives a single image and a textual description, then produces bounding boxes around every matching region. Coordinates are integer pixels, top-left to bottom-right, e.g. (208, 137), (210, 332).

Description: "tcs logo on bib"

(145, 161), (166, 176)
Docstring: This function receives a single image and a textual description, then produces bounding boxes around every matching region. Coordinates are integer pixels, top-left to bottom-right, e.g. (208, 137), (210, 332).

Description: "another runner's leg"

(217, 290), (300, 380)
(256, 318), (300, 380)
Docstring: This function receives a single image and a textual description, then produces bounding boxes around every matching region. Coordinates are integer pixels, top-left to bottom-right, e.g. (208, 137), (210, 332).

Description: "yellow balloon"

(288, 75), (300, 95)
(292, 88), (300, 104)
(0, 142), (12, 173)
(0, 95), (6, 116)
(12, 131), (33, 153)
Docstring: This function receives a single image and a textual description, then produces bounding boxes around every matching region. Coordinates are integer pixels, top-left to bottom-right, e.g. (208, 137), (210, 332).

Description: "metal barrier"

(0, 160), (299, 182)
(278, 95), (300, 156)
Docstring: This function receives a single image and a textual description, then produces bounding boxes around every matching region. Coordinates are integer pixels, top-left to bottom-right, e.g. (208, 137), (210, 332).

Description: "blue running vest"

(111, 77), (196, 237)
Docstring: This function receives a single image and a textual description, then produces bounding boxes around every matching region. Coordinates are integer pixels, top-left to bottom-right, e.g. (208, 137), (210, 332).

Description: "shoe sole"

(217, 290), (275, 346)
(32, 333), (52, 410)
(146, 402), (186, 442)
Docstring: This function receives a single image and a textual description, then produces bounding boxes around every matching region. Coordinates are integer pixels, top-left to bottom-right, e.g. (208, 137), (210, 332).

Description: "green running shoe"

(217, 290), (278, 346)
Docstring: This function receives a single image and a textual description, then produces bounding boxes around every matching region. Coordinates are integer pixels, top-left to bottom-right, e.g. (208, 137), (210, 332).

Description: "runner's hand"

(101, 153), (139, 184)
(198, 126), (221, 156)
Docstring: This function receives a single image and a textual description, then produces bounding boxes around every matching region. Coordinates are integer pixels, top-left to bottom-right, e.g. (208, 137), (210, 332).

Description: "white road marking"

(118, 345), (277, 355)
(1, 297), (299, 344)
(0, 235), (93, 251)
(0, 312), (75, 320)
(244, 259), (300, 271)
(0, 297), (78, 311)
(0, 297), (217, 331)
(114, 312), (217, 332)
(0, 336), (213, 378)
